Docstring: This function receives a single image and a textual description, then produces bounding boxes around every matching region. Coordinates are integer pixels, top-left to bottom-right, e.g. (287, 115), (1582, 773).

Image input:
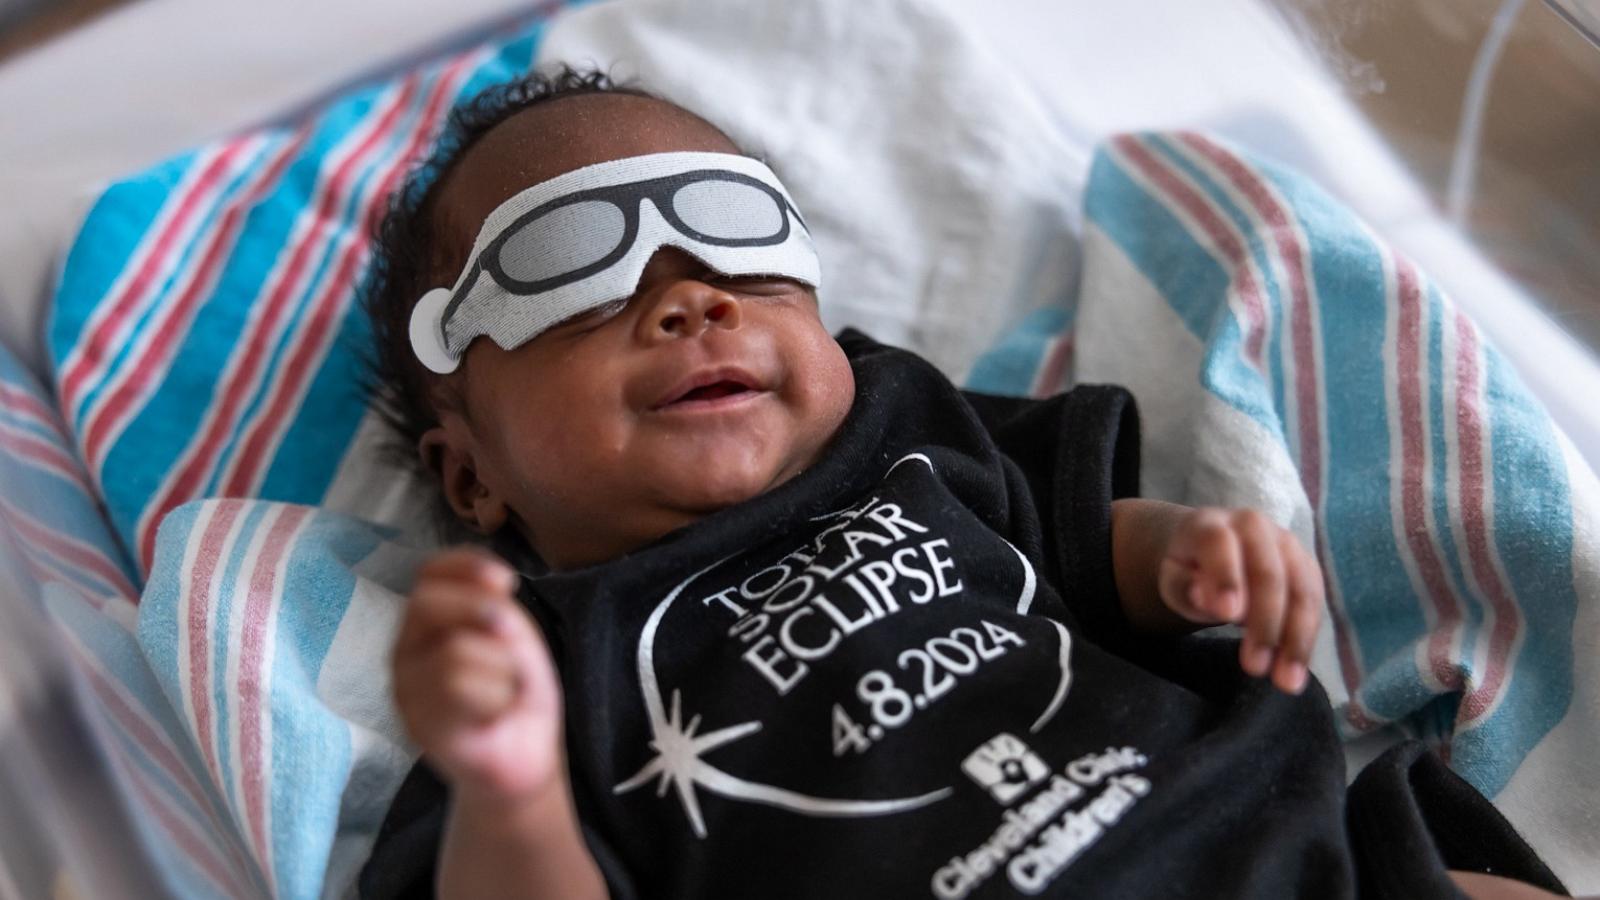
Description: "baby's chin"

(647, 432), (827, 520)
(658, 456), (798, 515)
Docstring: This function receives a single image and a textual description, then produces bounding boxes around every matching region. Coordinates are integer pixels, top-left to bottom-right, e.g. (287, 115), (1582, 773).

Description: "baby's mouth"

(652, 367), (766, 411)
(676, 381), (750, 402)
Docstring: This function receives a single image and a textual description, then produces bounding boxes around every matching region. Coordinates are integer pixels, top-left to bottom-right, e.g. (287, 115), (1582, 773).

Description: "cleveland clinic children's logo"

(961, 733), (1051, 805)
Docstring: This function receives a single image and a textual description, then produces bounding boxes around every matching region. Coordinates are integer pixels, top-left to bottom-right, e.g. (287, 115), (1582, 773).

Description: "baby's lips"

(650, 363), (767, 409)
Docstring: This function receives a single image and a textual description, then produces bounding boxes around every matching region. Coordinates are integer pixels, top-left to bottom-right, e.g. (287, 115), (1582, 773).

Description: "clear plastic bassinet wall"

(1267, 0), (1600, 359)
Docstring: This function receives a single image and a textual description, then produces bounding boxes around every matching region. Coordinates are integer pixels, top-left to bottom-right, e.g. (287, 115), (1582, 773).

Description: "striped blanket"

(46, 11), (566, 576)
(4, 334), (423, 895)
(971, 132), (1600, 889)
(0, 342), (265, 897)
(137, 500), (425, 898)
(20, 12), (560, 899)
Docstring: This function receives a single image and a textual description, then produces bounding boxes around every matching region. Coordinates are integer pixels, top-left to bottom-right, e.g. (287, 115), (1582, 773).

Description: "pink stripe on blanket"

(1167, 133), (1380, 723)
(59, 144), (244, 420)
(81, 128), (312, 479)
(1395, 260), (1468, 689)
(0, 421), (92, 493)
(219, 53), (483, 500)
(1111, 135), (1269, 367)
(1031, 333), (1074, 398)
(1454, 313), (1521, 726)
(62, 635), (260, 884)
(1177, 133), (1323, 507)
(0, 497), (134, 602)
(236, 504), (309, 887)
(0, 382), (71, 442)
(136, 75), (422, 571)
(126, 759), (257, 898)
(1117, 133), (1380, 726)
(184, 501), (246, 788)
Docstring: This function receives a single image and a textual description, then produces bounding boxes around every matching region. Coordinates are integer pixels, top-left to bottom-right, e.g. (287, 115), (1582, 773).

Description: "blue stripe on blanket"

(0, 349), (140, 597)
(1093, 141), (1421, 687)
(101, 88), (400, 515)
(1425, 283), (1473, 620)
(49, 152), (199, 357)
(77, 139), (280, 432)
(1255, 165), (1434, 698)
(1146, 135), (1291, 423)
(257, 29), (543, 503)
(1084, 147), (1222, 341)
(1457, 349), (1575, 795)
(0, 457), (131, 591)
(45, 593), (242, 873)
(1087, 143), (1282, 434)
(81, 136), (286, 554)
(207, 80), (431, 497)
(965, 306), (1071, 395)
(268, 513), (386, 900)
(0, 404), (59, 444)
(136, 509), (182, 664)
(140, 500), (400, 898)
(50, 584), (270, 897)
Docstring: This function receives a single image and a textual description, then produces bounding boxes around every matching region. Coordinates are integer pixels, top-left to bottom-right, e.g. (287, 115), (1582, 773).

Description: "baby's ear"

(418, 425), (509, 535)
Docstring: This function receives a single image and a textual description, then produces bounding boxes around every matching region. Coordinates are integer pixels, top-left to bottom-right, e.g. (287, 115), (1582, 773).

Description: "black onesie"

(362, 331), (1562, 900)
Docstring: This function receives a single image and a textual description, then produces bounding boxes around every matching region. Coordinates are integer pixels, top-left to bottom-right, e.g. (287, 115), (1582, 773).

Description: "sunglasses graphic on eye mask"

(409, 151), (822, 374)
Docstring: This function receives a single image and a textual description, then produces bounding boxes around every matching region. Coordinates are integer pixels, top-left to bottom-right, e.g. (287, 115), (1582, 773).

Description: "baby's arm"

(392, 549), (608, 900)
(1110, 499), (1323, 694)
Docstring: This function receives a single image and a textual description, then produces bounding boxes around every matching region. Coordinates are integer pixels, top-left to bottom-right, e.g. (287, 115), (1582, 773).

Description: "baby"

(359, 70), (1567, 900)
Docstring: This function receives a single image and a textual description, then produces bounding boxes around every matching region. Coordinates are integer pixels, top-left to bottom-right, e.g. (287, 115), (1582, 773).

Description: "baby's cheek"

(789, 336), (855, 451)
(813, 338), (856, 413)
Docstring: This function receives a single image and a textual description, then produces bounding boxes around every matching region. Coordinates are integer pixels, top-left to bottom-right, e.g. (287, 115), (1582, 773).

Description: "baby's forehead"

(435, 94), (740, 242)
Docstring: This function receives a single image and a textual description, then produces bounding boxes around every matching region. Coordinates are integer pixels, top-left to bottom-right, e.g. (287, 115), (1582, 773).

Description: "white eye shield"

(408, 151), (822, 374)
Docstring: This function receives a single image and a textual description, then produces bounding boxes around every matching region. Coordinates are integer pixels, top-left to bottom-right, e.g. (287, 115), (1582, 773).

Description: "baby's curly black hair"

(361, 66), (659, 491)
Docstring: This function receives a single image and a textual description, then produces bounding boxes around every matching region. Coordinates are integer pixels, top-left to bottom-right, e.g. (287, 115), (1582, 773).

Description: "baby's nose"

(640, 280), (742, 341)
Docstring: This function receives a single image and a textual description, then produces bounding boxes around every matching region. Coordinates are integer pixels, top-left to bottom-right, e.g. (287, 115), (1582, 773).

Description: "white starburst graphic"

(613, 688), (763, 837)
(614, 554), (951, 838)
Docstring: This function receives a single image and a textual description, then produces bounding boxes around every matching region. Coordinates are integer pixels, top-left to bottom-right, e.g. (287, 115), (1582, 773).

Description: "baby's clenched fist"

(392, 547), (566, 801)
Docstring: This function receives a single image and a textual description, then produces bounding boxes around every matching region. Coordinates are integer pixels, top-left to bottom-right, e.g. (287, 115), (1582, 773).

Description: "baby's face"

(422, 95), (855, 569)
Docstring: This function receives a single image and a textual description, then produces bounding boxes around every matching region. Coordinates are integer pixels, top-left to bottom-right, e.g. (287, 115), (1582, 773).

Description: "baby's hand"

(1157, 508), (1324, 694)
(392, 548), (565, 800)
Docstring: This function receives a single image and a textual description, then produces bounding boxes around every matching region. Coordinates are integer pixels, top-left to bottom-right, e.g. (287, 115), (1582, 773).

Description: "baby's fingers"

(395, 633), (519, 739)
(395, 578), (518, 659)
(1168, 509), (1245, 623)
(1236, 511), (1288, 678)
(416, 546), (517, 592)
(485, 598), (563, 724)
(1269, 535), (1324, 694)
